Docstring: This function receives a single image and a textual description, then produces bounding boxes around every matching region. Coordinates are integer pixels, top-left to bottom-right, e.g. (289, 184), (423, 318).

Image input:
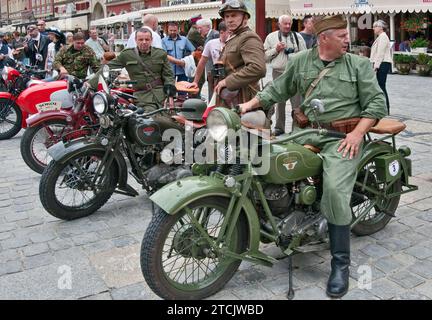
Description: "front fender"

(150, 175), (261, 252)
(25, 110), (70, 127)
(48, 138), (129, 189)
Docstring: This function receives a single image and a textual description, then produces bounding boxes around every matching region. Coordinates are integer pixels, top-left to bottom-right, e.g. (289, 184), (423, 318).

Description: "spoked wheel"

(20, 120), (67, 174)
(141, 196), (249, 300)
(0, 98), (22, 140)
(350, 157), (402, 236)
(39, 151), (118, 220)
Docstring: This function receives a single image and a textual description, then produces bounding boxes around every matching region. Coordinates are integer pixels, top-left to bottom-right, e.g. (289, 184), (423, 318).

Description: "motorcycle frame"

(150, 128), (418, 266)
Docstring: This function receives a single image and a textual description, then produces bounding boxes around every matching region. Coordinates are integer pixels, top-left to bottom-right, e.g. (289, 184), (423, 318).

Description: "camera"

(284, 47), (295, 55)
(212, 63), (226, 80)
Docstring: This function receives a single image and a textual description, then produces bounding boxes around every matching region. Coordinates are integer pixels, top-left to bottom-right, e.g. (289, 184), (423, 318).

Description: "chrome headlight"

(207, 110), (229, 142)
(207, 108), (241, 142)
(1, 67), (8, 81)
(102, 65), (110, 79)
(93, 93), (108, 114)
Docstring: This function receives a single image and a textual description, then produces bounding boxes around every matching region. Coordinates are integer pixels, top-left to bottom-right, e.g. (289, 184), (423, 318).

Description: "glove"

(163, 84), (177, 97)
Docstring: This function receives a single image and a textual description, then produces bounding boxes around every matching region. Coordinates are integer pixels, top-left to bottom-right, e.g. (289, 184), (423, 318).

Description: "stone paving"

(0, 73), (432, 300)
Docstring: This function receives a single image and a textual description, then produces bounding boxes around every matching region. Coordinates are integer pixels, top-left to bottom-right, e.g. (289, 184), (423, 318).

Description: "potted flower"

(411, 38), (430, 54)
(394, 54), (415, 75)
(401, 16), (432, 34)
(416, 53), (431, 76)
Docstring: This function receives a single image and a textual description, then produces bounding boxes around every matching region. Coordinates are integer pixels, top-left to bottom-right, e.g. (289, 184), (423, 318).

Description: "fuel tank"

(262, 143), (323, 184)
(127, 114), (184, 146)
(15, 80), (67, 115)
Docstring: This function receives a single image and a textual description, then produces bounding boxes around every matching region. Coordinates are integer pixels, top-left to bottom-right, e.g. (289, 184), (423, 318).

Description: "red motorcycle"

(20, 74), (137, 174)
(0, 62), (67, 140)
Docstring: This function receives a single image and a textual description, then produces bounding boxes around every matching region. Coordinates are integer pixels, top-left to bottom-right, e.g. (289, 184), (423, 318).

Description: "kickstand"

(287, 255), (295, 300)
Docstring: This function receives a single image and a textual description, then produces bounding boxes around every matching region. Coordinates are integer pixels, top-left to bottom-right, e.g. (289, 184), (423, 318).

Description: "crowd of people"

(0, 0), (394, 300)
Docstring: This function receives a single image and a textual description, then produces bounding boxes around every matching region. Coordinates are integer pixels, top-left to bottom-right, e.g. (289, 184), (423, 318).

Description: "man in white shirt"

(127, 14), (163, 49)
(196, 18), (220, 101)
(85, 28), (109, 60)
(188, 22), (229, 101)
(264, 15), (307, 135)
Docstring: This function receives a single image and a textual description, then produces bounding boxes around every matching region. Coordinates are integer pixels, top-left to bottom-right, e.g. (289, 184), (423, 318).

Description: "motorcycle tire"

(20, 120), (67, 174)
(141, 196), (249, 300)
(39, 150), (118, 220)
(0, 98), (22, 140)
(350, 157), (402, 236)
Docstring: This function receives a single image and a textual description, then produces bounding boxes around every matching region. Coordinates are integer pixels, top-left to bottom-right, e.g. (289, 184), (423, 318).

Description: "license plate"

(35, 101), (62, 112)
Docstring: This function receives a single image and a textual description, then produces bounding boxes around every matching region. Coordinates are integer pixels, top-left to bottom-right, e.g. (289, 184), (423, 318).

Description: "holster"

(330, 117), (361, 134)
(292, 108), (310, 128)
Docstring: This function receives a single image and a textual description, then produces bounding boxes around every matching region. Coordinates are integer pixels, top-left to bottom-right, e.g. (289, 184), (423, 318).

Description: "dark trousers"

(376, 62), (391, 114)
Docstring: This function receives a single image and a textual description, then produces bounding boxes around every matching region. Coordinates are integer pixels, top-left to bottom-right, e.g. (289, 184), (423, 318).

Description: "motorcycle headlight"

(102, 65), (110, 79)
(93, 93), (108, 114)
(1, 68), (8, 81)
(207, 108), (241, 142)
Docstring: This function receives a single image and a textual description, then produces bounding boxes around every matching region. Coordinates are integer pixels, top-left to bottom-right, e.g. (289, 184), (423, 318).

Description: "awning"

(290, 0), (432, 17)
(46, 15), (89, 31)
(90, 1), (223, 27)
(266, 0), (292, 18)
(90, 0), (295, 27)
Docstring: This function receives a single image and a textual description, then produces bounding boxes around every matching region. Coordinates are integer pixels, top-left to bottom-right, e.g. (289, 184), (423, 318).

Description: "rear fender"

(0, 94), (27, 128)
(26, 110), (70, 127)
(48, 138), (129, 189)
(150, 175), (261, 252)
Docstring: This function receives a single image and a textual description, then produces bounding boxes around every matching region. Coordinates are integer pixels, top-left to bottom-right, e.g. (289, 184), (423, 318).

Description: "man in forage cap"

(239, 15), (387, 298)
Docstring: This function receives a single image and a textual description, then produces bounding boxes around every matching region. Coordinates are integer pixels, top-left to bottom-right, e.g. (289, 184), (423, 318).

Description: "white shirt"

(370, 32), (393, 70)
(85, 38), (105, 60)
(202, 38), (223, 64)
(45, 42), (56, 70)
(126, 27), (163, 49)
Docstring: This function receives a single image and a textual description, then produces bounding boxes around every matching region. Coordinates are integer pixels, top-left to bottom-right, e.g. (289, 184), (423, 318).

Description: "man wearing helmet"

(214, 0), (266, 107)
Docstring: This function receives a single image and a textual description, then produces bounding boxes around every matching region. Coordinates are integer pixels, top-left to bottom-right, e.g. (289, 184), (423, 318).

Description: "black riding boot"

(326, 223), (350, 298)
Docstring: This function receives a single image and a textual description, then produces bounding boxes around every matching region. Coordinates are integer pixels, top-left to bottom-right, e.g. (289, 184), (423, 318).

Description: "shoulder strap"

(292, 32), (299, 50)
(133, 47), (159, 79)
(305, 67), (331, 99)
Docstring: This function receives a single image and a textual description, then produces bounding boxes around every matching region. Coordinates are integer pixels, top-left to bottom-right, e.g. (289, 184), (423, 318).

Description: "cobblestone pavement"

(0, 73), (432, 300)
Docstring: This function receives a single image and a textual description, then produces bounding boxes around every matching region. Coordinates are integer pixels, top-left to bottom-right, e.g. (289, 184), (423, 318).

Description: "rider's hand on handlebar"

(59, 67), (69, 79)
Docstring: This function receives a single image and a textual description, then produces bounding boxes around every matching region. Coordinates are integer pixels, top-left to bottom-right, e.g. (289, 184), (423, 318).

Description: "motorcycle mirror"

(310, 99), (325, 114)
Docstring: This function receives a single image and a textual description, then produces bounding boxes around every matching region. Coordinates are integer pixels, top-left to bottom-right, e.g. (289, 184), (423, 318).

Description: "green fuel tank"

(262, 143), (323, 184)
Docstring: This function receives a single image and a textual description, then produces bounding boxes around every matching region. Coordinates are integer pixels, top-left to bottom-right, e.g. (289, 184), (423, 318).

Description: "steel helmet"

(219, 0), (250, 19)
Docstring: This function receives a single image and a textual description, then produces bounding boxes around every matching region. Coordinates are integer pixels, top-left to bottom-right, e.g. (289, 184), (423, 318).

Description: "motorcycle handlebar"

(326, 130), (347, 139)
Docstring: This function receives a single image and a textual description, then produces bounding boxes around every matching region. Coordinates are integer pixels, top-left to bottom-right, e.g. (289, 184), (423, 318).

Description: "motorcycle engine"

(263, 184), (292, 217)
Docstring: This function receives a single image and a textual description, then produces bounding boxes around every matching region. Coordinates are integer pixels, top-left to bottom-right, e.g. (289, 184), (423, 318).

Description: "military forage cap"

(314, 15), (348, 35)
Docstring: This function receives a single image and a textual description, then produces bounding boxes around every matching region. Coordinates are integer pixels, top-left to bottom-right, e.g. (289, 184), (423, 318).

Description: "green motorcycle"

(140, 100), (417, 300)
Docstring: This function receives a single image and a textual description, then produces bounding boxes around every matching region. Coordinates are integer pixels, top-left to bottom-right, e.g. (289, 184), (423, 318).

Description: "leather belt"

(136, 78), (163, 93)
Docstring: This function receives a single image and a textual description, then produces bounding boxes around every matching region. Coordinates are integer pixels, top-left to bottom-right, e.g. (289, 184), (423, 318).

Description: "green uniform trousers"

(293, 127), (362, 226)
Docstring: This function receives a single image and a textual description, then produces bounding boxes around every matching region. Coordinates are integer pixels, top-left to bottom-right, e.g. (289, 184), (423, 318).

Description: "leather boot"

(326, 223), (350, 298)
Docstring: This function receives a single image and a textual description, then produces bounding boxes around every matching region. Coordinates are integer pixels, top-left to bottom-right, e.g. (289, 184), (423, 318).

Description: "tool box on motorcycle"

(374, 154), (402, 183)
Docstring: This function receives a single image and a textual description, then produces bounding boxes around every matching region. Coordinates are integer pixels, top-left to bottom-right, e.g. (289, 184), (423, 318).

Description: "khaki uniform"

(220, 26), (266, 105)
(256, 47), (388, 225)
(90, 47), (174, 111)
(53, 45), (100, 80)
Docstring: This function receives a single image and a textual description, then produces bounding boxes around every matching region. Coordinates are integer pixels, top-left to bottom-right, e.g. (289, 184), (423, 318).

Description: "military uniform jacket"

(53, 44), (100, 80)
(256, 47), (388, 123)
(101, 47), (174, 106)
(221, 26), (266, 103)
